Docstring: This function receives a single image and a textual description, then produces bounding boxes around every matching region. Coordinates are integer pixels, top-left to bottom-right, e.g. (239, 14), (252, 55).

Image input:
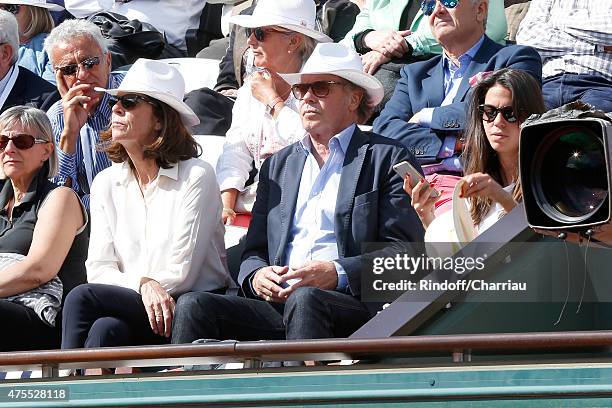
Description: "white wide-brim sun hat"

(0, 0), (64, 11)
(228, 0), (332, 43)
(280, 43), (385, 106)
(424, 180), (478, 258)
(95, 58), (200, 128)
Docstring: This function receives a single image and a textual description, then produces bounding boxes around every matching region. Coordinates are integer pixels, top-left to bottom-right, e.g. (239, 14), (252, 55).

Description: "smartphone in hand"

(393, 161), (440, 198)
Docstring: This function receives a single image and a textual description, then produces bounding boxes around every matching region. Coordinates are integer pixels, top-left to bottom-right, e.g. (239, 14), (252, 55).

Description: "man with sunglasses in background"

(171, 43), (424, 345)
(372, 0), (541, 212)
(0, 10), (57, 113)
(44, 19), (124, 208)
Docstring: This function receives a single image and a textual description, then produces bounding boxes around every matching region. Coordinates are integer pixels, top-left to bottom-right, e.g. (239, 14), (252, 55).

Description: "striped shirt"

(47, 73), (124, 208)
(516, 0), (612, 81)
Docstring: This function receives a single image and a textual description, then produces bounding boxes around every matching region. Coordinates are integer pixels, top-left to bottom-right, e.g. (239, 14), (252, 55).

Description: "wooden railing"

(2, 330), (612, 378)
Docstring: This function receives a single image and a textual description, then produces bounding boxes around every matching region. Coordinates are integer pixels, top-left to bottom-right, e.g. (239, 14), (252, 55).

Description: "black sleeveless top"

(0, 166), (88, 297)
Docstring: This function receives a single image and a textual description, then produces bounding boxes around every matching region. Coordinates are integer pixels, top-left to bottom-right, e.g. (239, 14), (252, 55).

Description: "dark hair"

(100, 98), (201, 168)
(462, 68), (546, 226)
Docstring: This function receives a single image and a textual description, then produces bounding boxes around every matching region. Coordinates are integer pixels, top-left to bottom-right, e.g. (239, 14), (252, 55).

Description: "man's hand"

(408, 110), (422, 124)
(140, 278), (176, 338)
(252, 265), (288, 303)
(361, 50), (390, 75)
(278, 261), (338, 298)
(363, 29), (411, 58)
(59, 83), (98, 154)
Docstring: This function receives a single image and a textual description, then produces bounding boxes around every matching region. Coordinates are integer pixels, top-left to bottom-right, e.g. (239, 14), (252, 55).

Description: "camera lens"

(531, 126), (608, 223)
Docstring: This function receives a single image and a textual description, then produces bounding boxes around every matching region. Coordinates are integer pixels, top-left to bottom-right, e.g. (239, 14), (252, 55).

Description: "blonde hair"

(20, 5), (54, 43)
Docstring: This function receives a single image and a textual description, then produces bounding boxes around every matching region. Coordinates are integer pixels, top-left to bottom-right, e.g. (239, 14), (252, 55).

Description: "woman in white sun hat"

(61, 58), (234, 351)
(0, 0), (63, 83)
(216, 0), (332, 226)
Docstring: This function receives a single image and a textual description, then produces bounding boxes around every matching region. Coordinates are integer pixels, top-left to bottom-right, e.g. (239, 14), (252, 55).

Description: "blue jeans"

(171, 287), (373, 344)
(543, 73), (612, 112)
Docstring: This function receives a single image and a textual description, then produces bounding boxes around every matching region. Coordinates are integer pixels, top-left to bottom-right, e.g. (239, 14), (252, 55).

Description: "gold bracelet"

(222, 207), (237, 217)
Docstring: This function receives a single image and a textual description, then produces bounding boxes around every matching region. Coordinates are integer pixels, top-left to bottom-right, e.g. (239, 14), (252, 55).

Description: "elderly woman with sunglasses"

(0, 0), (65, 84)
(215, 0), (331, 225)
(61, 59), (233, 351)
(0, 105), (87, 351)
(406, 69), (545, 234)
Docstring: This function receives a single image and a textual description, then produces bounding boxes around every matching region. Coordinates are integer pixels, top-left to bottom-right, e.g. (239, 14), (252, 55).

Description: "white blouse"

(216, 80), (307, 193)
(87, 158), (234, 295)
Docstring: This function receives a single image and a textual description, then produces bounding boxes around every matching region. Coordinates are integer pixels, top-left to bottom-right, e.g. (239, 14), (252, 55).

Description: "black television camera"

(519, 103), (612, 233)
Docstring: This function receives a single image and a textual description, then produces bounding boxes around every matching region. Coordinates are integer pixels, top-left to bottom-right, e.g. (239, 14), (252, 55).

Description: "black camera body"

(520, 116), (612, 230)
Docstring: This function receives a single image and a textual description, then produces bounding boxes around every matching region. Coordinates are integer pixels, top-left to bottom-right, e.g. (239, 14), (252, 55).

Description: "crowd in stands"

(0, 0), (610, 361)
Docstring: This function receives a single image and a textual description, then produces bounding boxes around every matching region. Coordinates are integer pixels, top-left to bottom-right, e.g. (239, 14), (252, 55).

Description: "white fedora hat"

(228, 0), (331, 43)
(0, 0), (64, 11)
(424, 180), (478, 258)
(280, 43), (384, 106)
(95, 58), (199, 128)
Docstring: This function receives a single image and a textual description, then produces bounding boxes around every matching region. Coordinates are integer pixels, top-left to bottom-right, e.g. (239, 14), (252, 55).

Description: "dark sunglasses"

(0, 4), (19, 14)
(478, 104), (519, 123)
(54, 56), (101, 77)
(107, 94), (161, 110)
(420, 0), (459, 16)
(0, 134), (48, 151)
(291, 81), (347, 100)
(245, 27), (292, 42)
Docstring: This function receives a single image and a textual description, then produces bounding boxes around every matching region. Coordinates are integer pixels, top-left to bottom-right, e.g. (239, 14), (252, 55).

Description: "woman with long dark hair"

(406, 68), (546, 233)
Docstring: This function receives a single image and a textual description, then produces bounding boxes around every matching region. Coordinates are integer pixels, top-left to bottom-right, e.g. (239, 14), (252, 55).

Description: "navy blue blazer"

(239, 127), (425, 303)
(2, 66), (58, 114)
(373, 36), (543, 163)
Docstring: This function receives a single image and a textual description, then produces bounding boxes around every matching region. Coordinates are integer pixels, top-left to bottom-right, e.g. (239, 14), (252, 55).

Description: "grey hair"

(44, 19), (109, 65)
(0, 106), (58, 178)
(0, 11), (20, 64)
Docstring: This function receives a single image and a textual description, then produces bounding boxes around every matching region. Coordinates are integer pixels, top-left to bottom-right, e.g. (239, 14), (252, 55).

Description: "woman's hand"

(460, 173), (517, 212)
(403, 175), (438, 228)
(363, 29), (411, 58)
(221, 189), (239, 225)
(250, 69), (282, 105)
(361, 50), (390, 75)
(140, 278), (175, 338)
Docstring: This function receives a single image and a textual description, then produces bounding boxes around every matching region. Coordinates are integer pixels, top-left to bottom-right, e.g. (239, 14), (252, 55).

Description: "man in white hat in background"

(171, 43), (424, 344)
(44, 18), (123, 207)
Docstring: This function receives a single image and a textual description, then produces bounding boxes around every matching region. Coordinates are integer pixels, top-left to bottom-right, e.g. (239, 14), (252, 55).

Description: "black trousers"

(171, 287), (373, 344)
(0, 299), (61, 351)
(61, 283), (170, 349)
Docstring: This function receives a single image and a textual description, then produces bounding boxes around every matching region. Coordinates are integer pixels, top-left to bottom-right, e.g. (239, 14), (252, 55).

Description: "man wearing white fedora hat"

(45, 18), (124, 207)
(172, 43), (424, 343)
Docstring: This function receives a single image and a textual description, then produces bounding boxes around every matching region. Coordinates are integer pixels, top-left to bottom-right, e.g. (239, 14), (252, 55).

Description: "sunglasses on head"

(54, 56), (101, 77)
(0, 134), (48, 151)
(245, 27), (292, 42)
(291, 80), (347, 100)
(0, 4), (19, 14)
(420, 0), (459, 16)
(107, 94), (161, 111)
(478, 104), (519, 123)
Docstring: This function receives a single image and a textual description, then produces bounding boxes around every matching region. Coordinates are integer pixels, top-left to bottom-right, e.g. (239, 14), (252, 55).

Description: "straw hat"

(95, 58), (199, 127)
